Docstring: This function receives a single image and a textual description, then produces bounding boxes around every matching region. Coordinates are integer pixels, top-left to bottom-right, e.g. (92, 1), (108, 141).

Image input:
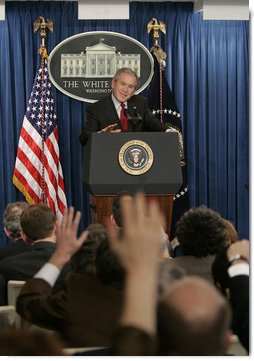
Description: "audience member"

(212, 240), (249, 353)
(167, 206), (228, 283)
(107, 193), (232, 356)
(70, 223), (107, 275)
(0, 329), (64, 355)
(0, 201), (31, 260)
(16, 208), (125, 347)
(157, 277), (232, 355)
(111, 191), (134, 229)
(0, 203), (69, 305)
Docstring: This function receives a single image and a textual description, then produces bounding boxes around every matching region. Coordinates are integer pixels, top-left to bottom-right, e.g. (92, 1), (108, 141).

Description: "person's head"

(70, 223), (108, 276)
(111, 191), (134, 228)
(157, 276), (232, 355)
(223, 219), (238, 246)
(3, 201), (29, 241)
(95, 238), (125, 289)
(175, 206), (228, 258)
(20, 203), (56, 243)
(111, 68), (139, 103)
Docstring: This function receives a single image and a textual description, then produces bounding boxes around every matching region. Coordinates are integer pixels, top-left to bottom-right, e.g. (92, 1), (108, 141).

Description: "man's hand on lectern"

(101, 123), (122, 133)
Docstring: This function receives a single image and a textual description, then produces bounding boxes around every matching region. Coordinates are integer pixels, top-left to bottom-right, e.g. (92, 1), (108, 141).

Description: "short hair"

(3, 202), (29, 239)
(223, 219), (238, 245)
(175, 206), (228, 258)
(95, 238), (125, 288)
(157, 278), (232, 355)
(20, 203), (56, 241)
(113, 68), (139, 84)
(70, 223), (107, 275)
(112, 191), (134, 228)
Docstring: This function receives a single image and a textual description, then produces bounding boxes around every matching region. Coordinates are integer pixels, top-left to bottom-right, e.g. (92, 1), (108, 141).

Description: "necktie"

(120, 103), (128, 132)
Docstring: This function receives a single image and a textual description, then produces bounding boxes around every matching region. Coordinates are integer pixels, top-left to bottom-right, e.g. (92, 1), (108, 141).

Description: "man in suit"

(16, 207), (125, 348)
(79, 68), (173, 146)
(212, 240), (249, 353)
(1, 201), (32, 260)
(0, 203), (69, 305)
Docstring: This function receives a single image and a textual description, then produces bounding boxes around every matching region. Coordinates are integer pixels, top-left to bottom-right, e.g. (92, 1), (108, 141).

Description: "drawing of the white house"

(61, 41), (141, 78)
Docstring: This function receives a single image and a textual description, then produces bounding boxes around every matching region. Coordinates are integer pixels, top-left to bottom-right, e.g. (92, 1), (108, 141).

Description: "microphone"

(133, 107), (142, 121)
(124, 108), (132, 121)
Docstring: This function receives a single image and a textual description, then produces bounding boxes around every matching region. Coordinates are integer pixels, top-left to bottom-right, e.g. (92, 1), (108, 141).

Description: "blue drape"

(0, 1), (249, 244)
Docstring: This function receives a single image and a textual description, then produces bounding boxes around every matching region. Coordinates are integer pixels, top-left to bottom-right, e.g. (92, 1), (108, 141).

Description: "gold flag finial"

(147, 18), (167, 66)
(147, 18), (166, 48)
(33, 16), (53, 60)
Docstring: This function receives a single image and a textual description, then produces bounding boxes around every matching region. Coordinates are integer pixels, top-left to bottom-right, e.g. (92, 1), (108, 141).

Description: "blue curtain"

(0, 1), (249, 244)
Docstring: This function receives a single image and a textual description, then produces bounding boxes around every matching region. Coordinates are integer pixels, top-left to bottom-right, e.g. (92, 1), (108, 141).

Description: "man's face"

(111, 72), (137, 103)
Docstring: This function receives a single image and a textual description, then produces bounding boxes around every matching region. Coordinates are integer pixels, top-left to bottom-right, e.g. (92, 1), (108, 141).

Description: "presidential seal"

(119, 140), (153, 175)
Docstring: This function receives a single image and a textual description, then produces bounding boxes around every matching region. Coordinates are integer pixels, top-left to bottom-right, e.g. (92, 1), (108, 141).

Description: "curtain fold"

(0, 1), (249, 244)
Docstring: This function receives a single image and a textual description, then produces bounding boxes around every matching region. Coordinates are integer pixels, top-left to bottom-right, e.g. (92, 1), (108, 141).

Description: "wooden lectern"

(83, 132), (182, 237)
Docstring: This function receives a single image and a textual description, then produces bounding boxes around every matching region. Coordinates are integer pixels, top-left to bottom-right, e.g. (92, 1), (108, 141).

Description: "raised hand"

(107, 192), (165, 273)
(50, 207), (89, 269)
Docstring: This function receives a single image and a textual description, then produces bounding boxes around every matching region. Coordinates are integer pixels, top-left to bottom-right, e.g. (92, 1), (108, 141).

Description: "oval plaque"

(48, 31), (154, 103)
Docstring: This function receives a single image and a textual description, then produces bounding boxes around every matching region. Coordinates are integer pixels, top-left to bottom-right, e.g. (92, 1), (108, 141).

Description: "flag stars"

(32, 106), (37, 111)
(36, 120), (41, 127)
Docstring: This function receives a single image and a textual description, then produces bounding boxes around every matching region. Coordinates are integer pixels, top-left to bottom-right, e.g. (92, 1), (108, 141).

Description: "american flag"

(13, 57), (67, 218)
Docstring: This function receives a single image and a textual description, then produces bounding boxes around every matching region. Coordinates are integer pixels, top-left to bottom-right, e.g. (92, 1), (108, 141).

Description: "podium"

(83, 132), (182, 236)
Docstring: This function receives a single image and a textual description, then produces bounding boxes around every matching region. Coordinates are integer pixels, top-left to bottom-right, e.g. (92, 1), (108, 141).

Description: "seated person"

(212, 240), (249, 353)
(167, 206), (229, 283)
(0, 204), (69, 305)
(16, 209), (125, 347)
(1, 201), (32, 260)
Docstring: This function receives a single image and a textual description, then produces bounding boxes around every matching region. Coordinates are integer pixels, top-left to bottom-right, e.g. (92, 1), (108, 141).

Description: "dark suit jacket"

(0, 239), (32, 261)
(229, 275), (249, 353)
(79, 94), (168, 146)
(0, 241), (69, 305)
(17, 274), (123, 347)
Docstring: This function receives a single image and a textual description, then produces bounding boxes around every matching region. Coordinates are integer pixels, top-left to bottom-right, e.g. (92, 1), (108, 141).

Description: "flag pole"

(147, 18), (185, 164)
(147, 18), (166, 123)
(33, 17), (53, 204)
